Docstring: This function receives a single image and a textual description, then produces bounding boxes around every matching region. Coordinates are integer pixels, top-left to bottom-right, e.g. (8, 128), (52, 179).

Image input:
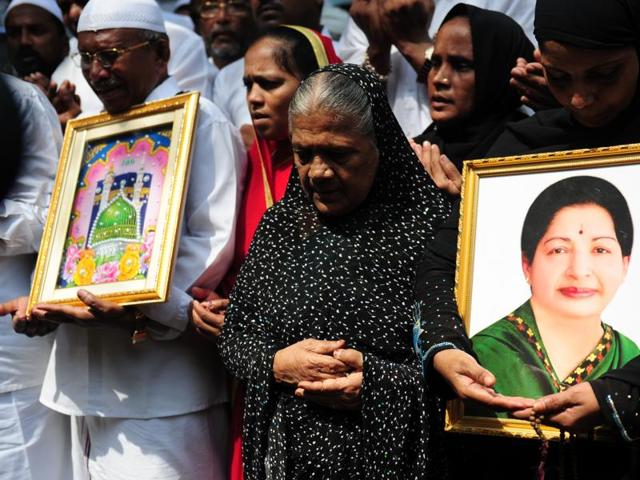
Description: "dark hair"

(251, 26), (321, 80)
(521, 176), (634, 262)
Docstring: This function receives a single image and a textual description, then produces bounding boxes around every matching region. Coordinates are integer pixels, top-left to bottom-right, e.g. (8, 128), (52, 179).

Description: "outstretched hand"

(512, 382), (603, 433)
(0, 296), (58, 337)
(433, 349), (534, 411)
(31, 289), (136, 330)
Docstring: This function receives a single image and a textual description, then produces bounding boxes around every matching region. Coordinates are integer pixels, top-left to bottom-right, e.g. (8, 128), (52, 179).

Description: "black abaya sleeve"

(590, 355), (640, 441)
(413, 202), (473, 384)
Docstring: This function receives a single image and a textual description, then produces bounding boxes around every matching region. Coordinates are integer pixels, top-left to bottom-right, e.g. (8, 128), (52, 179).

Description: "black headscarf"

(415, 3), (534, 169)
(219, 64), (451, 479)
(488, 0), (640, 156)
(534, 0), (639, 49)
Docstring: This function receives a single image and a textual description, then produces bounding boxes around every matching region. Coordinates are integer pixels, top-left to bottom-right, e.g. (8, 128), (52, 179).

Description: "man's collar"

(145, 76), (180, 103)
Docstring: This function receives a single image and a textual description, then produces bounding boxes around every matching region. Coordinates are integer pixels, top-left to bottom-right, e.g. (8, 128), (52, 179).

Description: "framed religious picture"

(28, 92), (200, 312)
(447, 143), (640, 440)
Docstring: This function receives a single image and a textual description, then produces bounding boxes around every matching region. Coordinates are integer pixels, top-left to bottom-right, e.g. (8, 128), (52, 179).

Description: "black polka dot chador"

(219, 63), (451, 480)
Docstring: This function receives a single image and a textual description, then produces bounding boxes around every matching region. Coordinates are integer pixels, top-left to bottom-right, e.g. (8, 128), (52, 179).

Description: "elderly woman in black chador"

(218, 63), (451, 479)
(415, 0), (640, 478)
(410, 3), (534, 194)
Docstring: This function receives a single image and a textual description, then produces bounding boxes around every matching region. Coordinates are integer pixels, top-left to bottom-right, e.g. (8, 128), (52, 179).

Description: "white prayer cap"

(4, 0), (64, 26)
(77, 0), (167, 34)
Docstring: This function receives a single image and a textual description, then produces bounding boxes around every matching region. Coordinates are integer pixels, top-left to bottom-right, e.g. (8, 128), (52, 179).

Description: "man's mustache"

(13, 46), (47, 76)
(90, 77), (123, 93)
(209, 27), (238, 42)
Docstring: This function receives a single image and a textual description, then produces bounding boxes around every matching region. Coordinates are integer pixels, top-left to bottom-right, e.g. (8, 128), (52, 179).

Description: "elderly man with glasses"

(47, 0), (216, 119)
(1, 0), (245, 478)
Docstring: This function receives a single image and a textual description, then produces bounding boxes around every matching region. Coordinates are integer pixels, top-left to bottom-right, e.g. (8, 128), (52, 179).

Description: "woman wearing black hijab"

(219, 63), (451, 479)
(487, 0), (640, 155)
(415, 0), (640, 478)
(413, 4), (534, 173)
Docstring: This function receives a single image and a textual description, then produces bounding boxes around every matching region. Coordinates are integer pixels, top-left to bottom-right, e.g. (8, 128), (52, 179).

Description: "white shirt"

(208, 56), (220, 89)
(0, 74), (61, 394)
(41, 76), (246, 418)
(52, 21), (216, 117)
(320, 4), (350, 40)
(212, 57), (250, 129)
(165, 20), (216, 100)
(161, 9), (195, 31)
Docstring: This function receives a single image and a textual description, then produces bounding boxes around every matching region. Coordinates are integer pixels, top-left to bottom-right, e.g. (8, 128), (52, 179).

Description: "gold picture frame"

(448, 143), (640, 440)
(28, 92), (200, 313)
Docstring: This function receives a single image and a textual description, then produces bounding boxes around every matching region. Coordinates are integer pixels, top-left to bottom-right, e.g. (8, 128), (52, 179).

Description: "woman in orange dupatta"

(190, 25), (340, 480)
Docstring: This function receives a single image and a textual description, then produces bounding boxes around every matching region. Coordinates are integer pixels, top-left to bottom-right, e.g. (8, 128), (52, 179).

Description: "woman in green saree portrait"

(471, 176), (640, 414)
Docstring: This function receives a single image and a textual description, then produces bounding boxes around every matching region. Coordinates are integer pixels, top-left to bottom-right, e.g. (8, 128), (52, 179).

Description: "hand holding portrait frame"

(448, 143), (640, 440)
(28, 92), (200, 313)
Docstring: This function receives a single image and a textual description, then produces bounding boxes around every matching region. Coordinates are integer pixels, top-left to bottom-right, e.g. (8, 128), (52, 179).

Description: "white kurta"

(0, 74), (70, 480)
(212, 57), (250, 129)
(0, 74), (61, 394)
(40, 76), (245, 419)
(52, 21), (216, 116)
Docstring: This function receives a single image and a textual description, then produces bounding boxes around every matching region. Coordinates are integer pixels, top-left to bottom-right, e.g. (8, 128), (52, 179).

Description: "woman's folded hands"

(273, 339), (364, 410)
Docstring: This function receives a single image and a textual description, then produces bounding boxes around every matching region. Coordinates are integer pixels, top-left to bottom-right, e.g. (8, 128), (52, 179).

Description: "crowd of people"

(0, 0), (639, 479)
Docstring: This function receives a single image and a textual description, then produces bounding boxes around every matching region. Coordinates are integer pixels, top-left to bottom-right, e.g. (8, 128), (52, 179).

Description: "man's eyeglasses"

(73, 41), (151, 69)
(200, 1), (250, 19)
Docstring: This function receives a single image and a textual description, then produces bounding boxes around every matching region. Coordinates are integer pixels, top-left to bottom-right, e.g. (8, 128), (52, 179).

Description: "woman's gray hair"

(288, 72), (375, 141)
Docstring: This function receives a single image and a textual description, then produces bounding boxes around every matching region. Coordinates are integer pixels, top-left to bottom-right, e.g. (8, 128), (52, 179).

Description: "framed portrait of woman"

(448, 143), (640, 439)
(27, 92), (199, 313)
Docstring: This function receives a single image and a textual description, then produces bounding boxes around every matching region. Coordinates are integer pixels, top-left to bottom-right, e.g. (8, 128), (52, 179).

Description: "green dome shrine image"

(91, 195), (138, 244)
(88, 167), (146, 259)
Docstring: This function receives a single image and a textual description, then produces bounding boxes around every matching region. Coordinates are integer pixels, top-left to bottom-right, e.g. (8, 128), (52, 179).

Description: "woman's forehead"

(291, 112), (371, 145)
(543, 204), (615, 233)
(434, 16), (473, 54)
(540, 40), (636, 72)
